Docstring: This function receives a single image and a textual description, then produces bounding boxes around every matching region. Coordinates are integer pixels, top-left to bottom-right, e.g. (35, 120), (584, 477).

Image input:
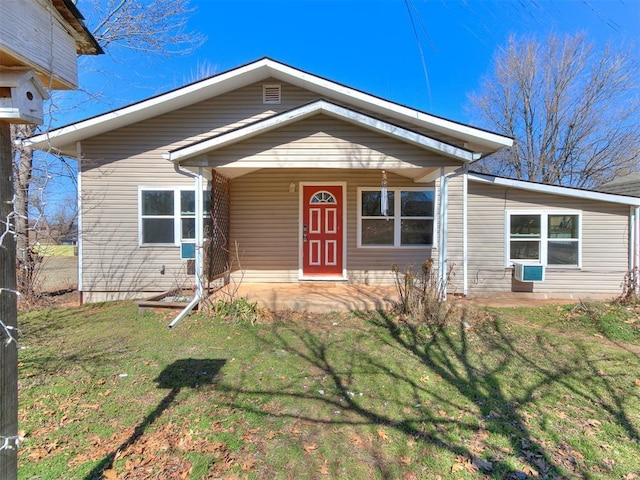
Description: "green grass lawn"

(17, 299), (640, 479)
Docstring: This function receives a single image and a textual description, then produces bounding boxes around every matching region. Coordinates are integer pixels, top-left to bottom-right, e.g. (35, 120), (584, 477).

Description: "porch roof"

(163, 99), (479, 165)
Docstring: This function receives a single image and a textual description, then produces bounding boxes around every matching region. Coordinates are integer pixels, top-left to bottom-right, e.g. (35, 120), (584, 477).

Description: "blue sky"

(41, 0), (639, 216)
(57, 0), (640, 129)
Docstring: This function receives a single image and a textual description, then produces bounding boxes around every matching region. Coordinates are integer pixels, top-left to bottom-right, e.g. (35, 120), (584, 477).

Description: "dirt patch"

(462, 297), (581, 308)
(18, 290), (79, 311)
(34, 256), (78, 293)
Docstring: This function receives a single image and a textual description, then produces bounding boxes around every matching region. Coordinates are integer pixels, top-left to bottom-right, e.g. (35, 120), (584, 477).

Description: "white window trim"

(357, 186), (435, 248)
(138, 187), (210, 247)
(504, 210), (582, 268)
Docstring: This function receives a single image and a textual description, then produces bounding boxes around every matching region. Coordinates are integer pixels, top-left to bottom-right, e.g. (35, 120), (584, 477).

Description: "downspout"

(634, 206), (640, 294)
(169, 164), (204, 329)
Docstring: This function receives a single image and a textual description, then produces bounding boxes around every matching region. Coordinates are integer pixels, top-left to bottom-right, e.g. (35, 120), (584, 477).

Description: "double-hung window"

(507, 211), (581, 267)
(358, 187), (434, 247)
(139, 188), (210, 247)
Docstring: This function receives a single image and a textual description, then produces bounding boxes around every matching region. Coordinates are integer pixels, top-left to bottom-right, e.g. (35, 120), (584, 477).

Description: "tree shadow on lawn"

(84, 358), (225, 480)
(217, 313), (638, 479)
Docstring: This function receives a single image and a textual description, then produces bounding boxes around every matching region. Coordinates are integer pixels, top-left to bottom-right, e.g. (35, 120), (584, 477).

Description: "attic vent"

(263, 83), (281, 104)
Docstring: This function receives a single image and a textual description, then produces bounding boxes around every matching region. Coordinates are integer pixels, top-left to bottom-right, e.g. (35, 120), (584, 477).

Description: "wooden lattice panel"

(204, 171), (230, 281)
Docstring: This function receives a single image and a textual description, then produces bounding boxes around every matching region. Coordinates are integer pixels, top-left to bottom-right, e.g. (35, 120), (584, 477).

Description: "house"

(599, 172), (640, 198)
(23, 58), (640, 304)
(1, 0), (103, 90)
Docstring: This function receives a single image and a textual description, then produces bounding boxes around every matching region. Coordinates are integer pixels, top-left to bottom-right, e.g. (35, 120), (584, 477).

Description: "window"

(507, 211), (580, 267)
(141, 190), (175, 244)
(139, 188), (210, 246)
(358, 188), (434, 247)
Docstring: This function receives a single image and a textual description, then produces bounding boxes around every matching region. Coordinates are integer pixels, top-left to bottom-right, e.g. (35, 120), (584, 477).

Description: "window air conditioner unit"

(180, 242), (195, 260)
(513, 262), (544, 282)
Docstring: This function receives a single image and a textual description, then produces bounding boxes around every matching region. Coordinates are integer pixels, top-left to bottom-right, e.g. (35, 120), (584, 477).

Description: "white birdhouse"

(0, 69), (49, 124)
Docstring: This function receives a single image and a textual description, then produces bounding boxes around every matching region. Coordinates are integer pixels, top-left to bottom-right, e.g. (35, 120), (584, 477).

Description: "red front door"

(302, 185), (343, 277)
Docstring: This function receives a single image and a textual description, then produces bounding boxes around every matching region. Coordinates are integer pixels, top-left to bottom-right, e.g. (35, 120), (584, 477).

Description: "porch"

(214, 282), (400, 313)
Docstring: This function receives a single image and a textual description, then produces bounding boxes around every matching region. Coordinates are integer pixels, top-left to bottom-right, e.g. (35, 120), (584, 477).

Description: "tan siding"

(206, 115), (453, 170)
(444, 173), (465, 294)
(467, 181), (630, 295)
(230, 169), (434, 285)
(79, 154), (205, 296)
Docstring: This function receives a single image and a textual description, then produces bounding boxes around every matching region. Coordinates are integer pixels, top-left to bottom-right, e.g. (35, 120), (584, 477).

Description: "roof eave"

(25, 58), (511, 154)
(469, 172), (640, 206)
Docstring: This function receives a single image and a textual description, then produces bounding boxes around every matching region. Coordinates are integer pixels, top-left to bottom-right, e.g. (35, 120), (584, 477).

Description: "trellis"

(204, 170), (230, 282)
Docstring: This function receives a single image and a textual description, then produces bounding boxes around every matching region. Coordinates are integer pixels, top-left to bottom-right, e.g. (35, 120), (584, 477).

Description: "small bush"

(617, 268), (640, 305)
(391, 259), (456, 327)
(208, 297), (261, 325)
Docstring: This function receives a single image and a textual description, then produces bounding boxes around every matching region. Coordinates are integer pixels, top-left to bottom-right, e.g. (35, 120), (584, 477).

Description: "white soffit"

(469, 172), (640, 206)
(164, 100), (478, 163)
(23, 58), (512, 156)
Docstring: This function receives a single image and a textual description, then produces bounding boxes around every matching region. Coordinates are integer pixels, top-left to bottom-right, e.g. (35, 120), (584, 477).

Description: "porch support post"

(438, 168), (449, 300)
(632, 206), (640, 294)
(462, 165), (468, 296)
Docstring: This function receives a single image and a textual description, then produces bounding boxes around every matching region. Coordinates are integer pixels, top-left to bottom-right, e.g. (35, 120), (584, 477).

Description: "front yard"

(17, 299), (640, 479)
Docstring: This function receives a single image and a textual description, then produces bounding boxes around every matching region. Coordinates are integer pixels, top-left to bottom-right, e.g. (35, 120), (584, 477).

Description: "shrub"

(391, 259), (456, 326)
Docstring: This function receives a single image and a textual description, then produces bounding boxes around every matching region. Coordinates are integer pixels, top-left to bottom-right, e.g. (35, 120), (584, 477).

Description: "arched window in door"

(310, 191), (337, 204)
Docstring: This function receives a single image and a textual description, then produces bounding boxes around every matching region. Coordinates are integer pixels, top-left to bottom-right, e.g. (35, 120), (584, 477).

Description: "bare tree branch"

(469, 33), (640, 189)
(89, 0), (206, 56)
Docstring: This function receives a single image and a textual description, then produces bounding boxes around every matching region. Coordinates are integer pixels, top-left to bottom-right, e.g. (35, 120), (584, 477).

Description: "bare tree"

(90, 0), (204, 55)
(469, 33), (640, 189)
(13, 0), (205, 295)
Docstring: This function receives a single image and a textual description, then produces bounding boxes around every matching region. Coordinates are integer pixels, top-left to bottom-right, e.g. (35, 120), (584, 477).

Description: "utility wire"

(404, 0), (433, 110)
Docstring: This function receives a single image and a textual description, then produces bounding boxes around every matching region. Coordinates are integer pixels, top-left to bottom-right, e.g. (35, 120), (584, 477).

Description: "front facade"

(25, 59), (640, 303)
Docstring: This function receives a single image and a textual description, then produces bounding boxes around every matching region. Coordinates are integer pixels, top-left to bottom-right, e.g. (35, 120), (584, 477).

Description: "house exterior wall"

(442, 172), (465, 295)
(77, 74), (633, 303)
(228, 169), (435, 285)
(202, 114), (452, 170)
(78, 80), (454, 301)
(466, 181), (630, 296)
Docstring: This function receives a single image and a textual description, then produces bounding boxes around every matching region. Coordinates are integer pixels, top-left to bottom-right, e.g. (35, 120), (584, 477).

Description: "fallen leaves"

(377, 428), (390, 442)
(451, 455), (493, 474)
(303, 442), (318, 453)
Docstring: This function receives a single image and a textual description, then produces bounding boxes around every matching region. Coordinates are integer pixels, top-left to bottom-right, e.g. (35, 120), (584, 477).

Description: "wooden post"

(0, 120), (18, 479)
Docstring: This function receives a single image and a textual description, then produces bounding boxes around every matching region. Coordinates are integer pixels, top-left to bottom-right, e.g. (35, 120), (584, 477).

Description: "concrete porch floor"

(208, 283), (604, 314)
(214, 282), (400, 313)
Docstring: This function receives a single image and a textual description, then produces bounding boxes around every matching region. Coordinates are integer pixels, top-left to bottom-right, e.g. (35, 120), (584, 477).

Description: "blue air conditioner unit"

(180, 242), (195, 260)
(513, 262), (544, 282)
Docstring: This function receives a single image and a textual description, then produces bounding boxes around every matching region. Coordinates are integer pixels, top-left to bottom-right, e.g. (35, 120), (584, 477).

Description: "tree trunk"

(13, 124), (34, 295)
(0, 121), (18, 479)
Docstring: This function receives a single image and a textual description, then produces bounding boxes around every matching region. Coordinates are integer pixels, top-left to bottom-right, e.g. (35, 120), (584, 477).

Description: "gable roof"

(469, 172), (640, 207)
(23, 57), (513, 157)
